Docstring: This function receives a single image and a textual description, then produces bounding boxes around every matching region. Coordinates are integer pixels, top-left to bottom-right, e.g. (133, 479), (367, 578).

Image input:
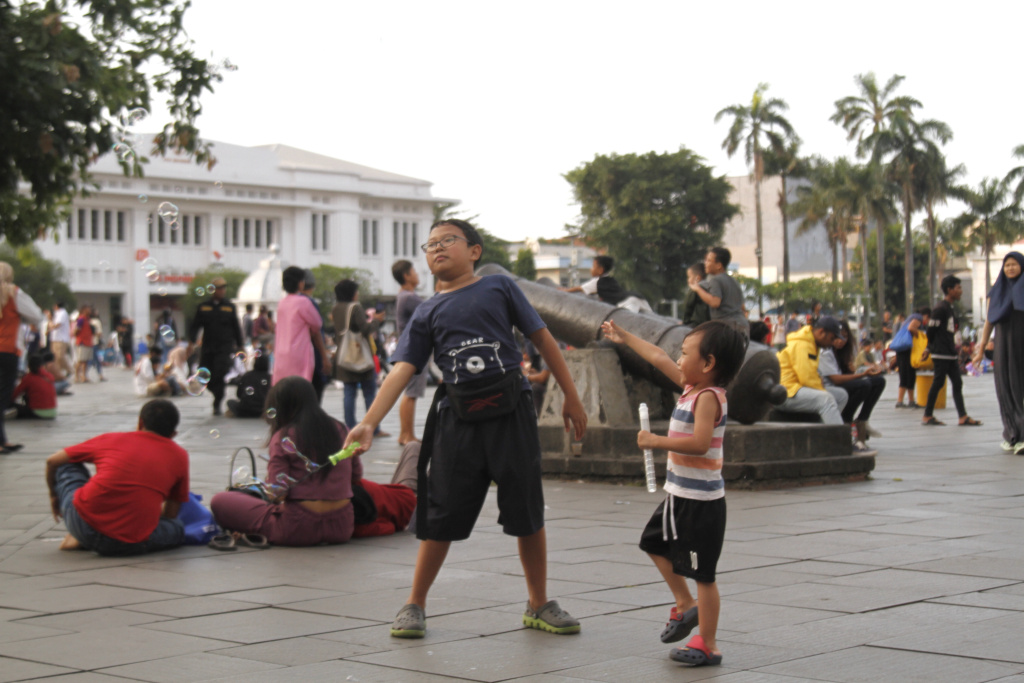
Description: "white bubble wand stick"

(638, 403), (657, 493)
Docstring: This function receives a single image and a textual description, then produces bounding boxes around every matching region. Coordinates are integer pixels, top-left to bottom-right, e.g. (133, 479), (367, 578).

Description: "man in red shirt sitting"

(45, 399), (190, 555)
(12, 354), (57, 419)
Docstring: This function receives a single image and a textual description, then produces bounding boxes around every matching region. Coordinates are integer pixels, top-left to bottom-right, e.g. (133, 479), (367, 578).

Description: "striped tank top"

(663, 386), (727, 501)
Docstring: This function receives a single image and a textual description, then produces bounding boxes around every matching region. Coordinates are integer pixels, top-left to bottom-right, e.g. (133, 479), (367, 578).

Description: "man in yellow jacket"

(776, 316), (847, 425)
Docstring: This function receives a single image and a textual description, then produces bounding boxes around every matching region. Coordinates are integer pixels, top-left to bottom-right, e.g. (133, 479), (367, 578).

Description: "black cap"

(814, 315), (844, 338)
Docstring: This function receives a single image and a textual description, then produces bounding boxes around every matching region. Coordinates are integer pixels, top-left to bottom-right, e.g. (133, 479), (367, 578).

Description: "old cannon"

(477, 264), (875, 488)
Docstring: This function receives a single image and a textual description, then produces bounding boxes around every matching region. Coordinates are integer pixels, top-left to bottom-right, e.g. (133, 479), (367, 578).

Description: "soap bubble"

(168, 220), (179, 231)
(98, 260), (112, 272)
(140, 256), (158, 271)
(233, 351), (248, 363)
(281, 436), (296, 453)
(195, 367), (212, 384)
(194, 286), (206, 296)
(209, 429), (220, 439)
(245, 386), (255, 396)
(112, 142), (134, 162)
(266, 407), (277, 419)
(185, 377), (206, 396)
(231, 465), (252, 486)
(157, 287), (167, 296)
(275, 473), (298, 487)
(206, 284), (216, 294)
(138, 194), (148, 203)
(119, 107), (148, 129)
(214, 181), (224, 188)
(146, 270), (161, 283)
(157, 201), (179, 221)
(158, 325), (175, 344)
(260, 379), (268, 386)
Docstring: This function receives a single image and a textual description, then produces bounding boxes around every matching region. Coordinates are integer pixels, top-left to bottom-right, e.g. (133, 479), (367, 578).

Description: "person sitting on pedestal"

(775, 316), (847, 424)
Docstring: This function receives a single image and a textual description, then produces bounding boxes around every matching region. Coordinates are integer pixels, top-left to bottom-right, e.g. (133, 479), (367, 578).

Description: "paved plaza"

(1, 369), (1023, 682)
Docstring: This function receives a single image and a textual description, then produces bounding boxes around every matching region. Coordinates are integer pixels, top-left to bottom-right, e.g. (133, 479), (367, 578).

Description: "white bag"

(335, 304), (375, 374)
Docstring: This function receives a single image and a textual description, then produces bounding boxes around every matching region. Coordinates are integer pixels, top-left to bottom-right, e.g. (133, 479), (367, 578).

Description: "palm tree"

(715, 83), (795, 314)
(955, 178), (1024, 293)
(1005, 144), (1024, 201)
(762, 139), (806, 283)
(790, 158), (855, 283)
(831, 72), (920, 331)
(844, 162), (898, 328)
(867, 115), (952, 312)
(916, 148), (966, 305)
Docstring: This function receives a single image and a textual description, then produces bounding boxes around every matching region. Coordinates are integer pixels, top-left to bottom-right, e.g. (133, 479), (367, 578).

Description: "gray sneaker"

(390, 603), (426, 638)
(523, 600), (581, 634)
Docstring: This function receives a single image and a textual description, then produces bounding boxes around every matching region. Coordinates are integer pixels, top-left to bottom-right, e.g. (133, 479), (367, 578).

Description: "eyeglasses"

(421, 235), (471, 253)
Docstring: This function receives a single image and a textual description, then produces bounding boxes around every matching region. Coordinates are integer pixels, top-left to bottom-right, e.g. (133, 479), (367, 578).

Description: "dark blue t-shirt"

(391, 275), (545, 385)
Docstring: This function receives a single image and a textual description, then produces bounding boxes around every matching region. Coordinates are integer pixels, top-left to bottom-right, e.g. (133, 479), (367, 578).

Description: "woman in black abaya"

(974, 252), (1024, 454)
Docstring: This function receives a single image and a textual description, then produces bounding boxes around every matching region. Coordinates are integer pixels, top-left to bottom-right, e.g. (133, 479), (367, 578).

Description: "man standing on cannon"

(187, 277), (244, 416)
(693, 247), (749, 337)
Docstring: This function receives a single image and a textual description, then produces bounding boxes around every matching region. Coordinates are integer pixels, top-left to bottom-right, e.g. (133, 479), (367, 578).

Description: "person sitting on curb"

(226, 353), (272, 418)
(11, 354), (58, 420)
(775, 316), (848, 424)
(817, 320), (882, 455)
(45, 399), (189, 555)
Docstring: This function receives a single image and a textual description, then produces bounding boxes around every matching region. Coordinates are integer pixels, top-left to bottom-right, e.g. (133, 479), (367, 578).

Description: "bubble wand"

(327, 442), (361, 465)
(639, 403), (657, 493)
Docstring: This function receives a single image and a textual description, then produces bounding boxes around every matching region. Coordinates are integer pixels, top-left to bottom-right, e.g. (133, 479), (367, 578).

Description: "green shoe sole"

(522, 614), (581, 634)
(389, 627), (425, 638)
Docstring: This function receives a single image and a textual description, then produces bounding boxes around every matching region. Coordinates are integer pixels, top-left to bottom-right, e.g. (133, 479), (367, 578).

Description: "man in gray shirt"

(392, 260), (427, 445)
(694, 247), (749, 336)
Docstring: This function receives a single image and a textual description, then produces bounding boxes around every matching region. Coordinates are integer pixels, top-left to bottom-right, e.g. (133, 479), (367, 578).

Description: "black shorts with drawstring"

(639, 495), (726, 584)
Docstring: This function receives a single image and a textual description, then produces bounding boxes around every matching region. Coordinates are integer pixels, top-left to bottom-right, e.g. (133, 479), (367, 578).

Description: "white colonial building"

(32, 137), (453, 340)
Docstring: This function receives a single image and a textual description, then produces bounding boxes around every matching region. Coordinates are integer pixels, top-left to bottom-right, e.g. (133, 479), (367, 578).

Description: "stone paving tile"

(901, 554), (1024, 581)
(119, 596), (266, 619)
(0, 584), (182, 613)
(488, 595), (643, 620)
(96, 652), (283, 682)
(814, 567), (1016, 595)
(141, 607), (377, 644)
(756, 645), (1024, 682)
(554, 654), (742, 682)
(313, 622), (478, 652)
(0, 617), (71, 644)
(0, 607), (39, 622)
(285, 588), (509, 621)
(872, 610), (1024, 664)
(216, 585), (346, 605)
(212, 635), (380, 665)
(927, 588), (1024, 612)
(0, 657), (76, 683)
(0, 625), (232, 669)
(349, 634), (620, 682)
(204, 660), (464, 683)
(13, 607), (171, 631)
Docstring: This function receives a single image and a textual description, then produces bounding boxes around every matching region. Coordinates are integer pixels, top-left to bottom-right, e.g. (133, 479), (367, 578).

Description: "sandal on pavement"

(234, 532), (269, 549)
(208, 533), (236, 551)
(390, 603), (426, 638)
(523, 600), (581, 634)
(660, 605), (699, 643)
(959, 417), (982, 426)
(922, 417), (945, 426)
(670, 634), (722, 667)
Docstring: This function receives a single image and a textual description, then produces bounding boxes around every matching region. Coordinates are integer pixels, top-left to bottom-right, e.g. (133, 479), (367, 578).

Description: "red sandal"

(669, 634), (722, 666)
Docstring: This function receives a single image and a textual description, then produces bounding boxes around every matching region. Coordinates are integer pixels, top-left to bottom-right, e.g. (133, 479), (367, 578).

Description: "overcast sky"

(172, 0), (1023, 243)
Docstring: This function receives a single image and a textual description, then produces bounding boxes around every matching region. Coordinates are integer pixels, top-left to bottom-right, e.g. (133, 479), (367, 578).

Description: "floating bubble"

(209, 429), (220, 439)
(254, 350), (263, 358)
(98, 260), (112, 272)
(266, 407), (277, 419)
(195, 367), (212, 384)
(140, 256), (158, 271)
(275, 473), (298, 487)
(185, 377), (206, 396)
(112, 142), (134, 162)
(168, 220), (179, 231)
(214, 181), (224, 188)
(233, 351), (248, 363)
(138, 194), (148, 203)
(146, 270), (161, 283)
(245, 386), (255, 396)
(260, 378), (268, 386)
(231, 465), (252, 486)
(119, 107), (148, 129)
(194, 286), (206, 296)
(157, 287), (167, 296)
(158, 325), (176, 344)
(206, 284), (216, 294)
(281, 436), (295, 453)
(157, 201), (179, 221)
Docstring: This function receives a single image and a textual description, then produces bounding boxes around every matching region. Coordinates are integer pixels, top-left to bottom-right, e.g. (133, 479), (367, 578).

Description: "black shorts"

(419, 392), (544, 542)
(639, 495), (726, 584)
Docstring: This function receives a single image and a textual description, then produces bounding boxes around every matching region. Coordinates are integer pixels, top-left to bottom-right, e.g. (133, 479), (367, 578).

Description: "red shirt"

(65, 431), (190, 543)
(13, 369), (57, 410)
(75, 315), (93, 346)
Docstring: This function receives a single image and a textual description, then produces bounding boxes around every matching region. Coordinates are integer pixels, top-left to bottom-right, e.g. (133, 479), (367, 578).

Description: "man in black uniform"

(186, 277), (243, 416)
(922, 275), (981, 427)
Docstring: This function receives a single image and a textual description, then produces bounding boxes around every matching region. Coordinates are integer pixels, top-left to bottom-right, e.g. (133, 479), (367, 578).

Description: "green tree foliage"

(761, 138), (807, 283)
(181, 268), (246, 330)
(849, 223), (931, 312)
(309, 264), (375, 330)
(0, 244), (75, 311)
(565, 148), (738, 305)
(751, 277), (859, 315)
(512, 248), (537, 280)
(477, 228), (512, 270)
(1, 0), (221, 244)
(953, 178), (1024, 293)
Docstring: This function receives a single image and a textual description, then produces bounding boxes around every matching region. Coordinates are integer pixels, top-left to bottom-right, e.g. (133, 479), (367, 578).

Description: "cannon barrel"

(477, 263), (786, 424)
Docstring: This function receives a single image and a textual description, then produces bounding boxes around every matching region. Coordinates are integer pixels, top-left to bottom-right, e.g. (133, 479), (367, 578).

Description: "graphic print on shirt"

(446, 338), (503, 383)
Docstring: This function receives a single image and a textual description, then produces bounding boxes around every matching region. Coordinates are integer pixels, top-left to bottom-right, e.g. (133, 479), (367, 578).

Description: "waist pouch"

(445, 370), (522, 422)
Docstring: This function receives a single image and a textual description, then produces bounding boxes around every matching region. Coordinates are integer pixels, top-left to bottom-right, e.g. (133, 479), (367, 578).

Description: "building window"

(78, 209), (86, 239)
(66, 216), (72, 240)
(232, 218), (239, 247)
(103, 211), (112, 241)
(244, 219), (251, 248)
(403, 222), (409, 255)
(194, 216), (202, 246)
(393, 221), (399, 256)
(182, 215), (190, 245)
(91, 210), (100, 240)
(411, 222), (418, 253)
(117, 212), (125, 242)
(362, 220), (370, 255)
(322, 214), (328, 251)
(255, 219), (262, 248)
(266, 220), (273, 246)
(372, 220), (379, 255)
(312, 214), (319, 251)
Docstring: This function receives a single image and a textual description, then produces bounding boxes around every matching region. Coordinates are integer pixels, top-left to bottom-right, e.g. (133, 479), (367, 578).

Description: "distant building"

(505, 238), (596, 287)
(28, 137), (454, 343)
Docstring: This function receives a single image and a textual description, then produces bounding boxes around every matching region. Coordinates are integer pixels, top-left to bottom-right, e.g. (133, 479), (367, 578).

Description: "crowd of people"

(10, 232), (1024, 671)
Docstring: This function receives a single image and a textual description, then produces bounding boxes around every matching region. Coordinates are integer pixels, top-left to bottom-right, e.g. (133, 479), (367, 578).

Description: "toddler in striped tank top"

(600, 319), (747, 668)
